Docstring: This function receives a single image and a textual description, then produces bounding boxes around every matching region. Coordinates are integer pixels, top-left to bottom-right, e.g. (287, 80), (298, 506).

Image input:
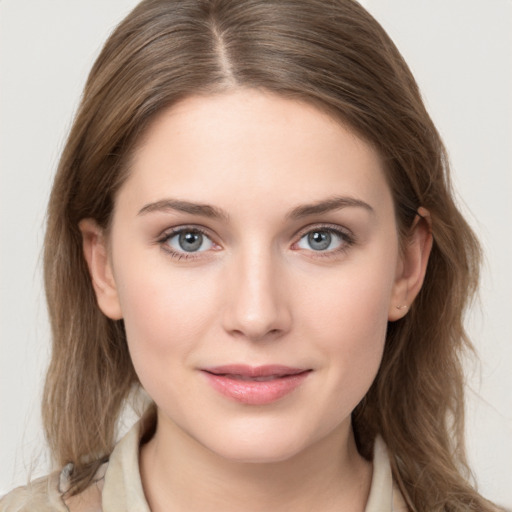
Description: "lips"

(201, 365), (311, 405)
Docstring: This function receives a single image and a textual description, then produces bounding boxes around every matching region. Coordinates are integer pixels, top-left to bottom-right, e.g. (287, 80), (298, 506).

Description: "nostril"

(229, 327), (283, 342)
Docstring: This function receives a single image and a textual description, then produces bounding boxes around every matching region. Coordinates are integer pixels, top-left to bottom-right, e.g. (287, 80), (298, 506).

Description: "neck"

(140, 412), (373, 512)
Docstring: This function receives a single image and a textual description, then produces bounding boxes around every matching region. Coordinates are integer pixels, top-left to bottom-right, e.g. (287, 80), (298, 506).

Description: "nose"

(221, 246), (292, 342)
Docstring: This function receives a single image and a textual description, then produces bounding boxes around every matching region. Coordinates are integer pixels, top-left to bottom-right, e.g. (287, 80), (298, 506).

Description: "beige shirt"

(1, 419), (407, 512)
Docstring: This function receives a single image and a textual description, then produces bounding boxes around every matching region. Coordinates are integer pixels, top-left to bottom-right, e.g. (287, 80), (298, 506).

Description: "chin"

(213, 439), (306, 464)
(195, 422), (317, 465)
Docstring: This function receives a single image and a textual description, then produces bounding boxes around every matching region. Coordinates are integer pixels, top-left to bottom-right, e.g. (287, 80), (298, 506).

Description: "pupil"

(308, 231), (331, 251)
(179, 231), (202, 252)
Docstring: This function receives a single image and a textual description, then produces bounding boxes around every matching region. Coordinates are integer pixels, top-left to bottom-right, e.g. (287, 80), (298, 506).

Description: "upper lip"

(202, 365), (309, 378)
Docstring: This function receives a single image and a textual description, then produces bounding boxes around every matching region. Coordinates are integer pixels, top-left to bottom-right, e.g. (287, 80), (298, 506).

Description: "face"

(83, 89), (421, 463)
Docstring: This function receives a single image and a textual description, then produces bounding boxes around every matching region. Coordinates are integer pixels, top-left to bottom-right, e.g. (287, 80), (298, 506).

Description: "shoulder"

(1, 408), (153, 512)
(0, 462), (106, 512)
(0, 471), (68, 512)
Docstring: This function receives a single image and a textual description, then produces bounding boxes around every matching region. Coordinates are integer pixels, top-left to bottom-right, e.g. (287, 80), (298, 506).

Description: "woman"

(0, 0), (504, 510)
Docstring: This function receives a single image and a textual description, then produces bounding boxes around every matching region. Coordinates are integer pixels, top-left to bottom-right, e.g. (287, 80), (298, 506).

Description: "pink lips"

(201, 365), (311, 405)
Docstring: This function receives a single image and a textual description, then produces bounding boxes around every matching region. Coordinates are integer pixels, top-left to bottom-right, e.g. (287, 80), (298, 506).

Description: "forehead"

(120, 89), (391, 218)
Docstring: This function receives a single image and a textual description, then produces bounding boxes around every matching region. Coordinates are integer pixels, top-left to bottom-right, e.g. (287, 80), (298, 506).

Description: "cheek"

(302, 258), (394, 342)
(114, 262), (219, 375)
(298, 256), (395, 391)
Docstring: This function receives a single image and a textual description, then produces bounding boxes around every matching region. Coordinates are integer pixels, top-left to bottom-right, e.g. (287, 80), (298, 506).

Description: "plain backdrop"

(1, 0), (511, 507)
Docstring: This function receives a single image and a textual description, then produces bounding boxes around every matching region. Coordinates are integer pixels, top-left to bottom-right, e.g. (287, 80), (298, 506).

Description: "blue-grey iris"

(179, 231), (203, 252)
(308, 231), (331, 251)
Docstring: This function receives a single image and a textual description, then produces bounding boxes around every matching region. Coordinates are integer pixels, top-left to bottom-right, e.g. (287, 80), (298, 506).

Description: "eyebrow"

(138, 199), (230, 221)
(137, 195), (374, 220)
(286, 196), (374, 219)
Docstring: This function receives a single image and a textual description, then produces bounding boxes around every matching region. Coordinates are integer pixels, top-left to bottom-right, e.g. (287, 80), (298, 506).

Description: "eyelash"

(157, 224), (355, 261)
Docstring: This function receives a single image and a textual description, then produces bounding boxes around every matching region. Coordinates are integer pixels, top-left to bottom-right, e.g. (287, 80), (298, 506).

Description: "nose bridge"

(222, 240), (291, 341)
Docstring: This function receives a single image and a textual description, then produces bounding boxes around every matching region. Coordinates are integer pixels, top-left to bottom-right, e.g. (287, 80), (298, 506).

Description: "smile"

(201, 365), (312, 405)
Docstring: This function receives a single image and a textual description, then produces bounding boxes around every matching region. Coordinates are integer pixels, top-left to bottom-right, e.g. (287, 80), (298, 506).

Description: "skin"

(80, 89), (432, 512)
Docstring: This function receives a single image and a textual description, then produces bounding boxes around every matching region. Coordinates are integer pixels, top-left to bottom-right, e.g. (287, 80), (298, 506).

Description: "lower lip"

(202, 371), (310, 405)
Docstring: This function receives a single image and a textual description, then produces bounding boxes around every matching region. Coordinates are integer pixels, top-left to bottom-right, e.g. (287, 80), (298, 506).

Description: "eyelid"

(157, 224), (213, 242)
(293, 222), (354, 242)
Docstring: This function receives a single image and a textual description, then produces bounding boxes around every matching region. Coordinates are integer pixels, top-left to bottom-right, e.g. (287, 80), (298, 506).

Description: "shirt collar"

(101, 413), (403, 512)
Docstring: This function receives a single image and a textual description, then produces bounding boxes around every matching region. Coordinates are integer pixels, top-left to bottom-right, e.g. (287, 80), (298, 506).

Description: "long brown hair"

(42, 1), (497, 510)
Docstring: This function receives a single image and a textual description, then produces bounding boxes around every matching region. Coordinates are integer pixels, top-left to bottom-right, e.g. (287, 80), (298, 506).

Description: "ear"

(79, 218), (123, 320)
(388, 207), (433, 321)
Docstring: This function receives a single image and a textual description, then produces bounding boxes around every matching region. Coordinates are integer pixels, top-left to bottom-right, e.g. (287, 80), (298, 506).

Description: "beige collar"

(100, 417), (406, 512)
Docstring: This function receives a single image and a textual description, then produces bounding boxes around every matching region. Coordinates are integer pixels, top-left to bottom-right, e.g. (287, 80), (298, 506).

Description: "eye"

(164, 228), (214, 254)
(295, 227), (351, 253)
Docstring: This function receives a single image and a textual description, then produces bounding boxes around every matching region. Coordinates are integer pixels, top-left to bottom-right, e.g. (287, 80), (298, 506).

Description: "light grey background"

(1, 0), (511, 507)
